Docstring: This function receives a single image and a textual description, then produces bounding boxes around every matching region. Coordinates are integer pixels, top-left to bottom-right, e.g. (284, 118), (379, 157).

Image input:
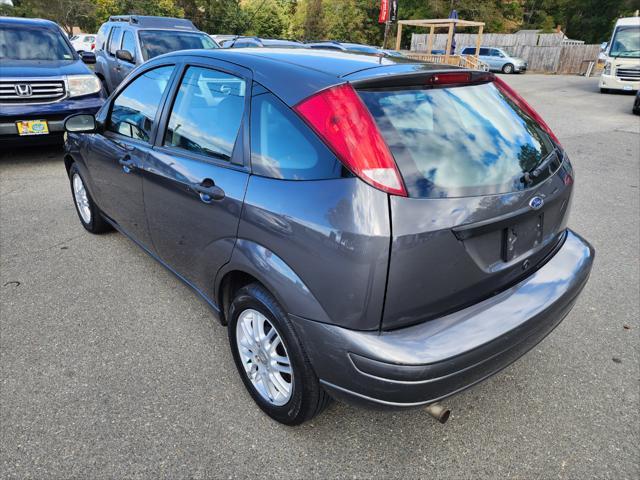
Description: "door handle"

(192, 179), (225, 203)
(118, 155), (137, 173)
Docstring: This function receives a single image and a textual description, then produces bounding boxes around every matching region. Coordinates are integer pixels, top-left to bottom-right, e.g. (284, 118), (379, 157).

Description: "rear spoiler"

(349, 69), (495, 90)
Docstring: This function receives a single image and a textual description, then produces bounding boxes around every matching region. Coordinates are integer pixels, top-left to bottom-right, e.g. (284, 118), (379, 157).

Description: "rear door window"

(358, 82), (556, 198)
(250, 92), (344, 180)
(108, 27), (122, 55)
(108, 65), (174, 142)
(164, 66), (245, 161)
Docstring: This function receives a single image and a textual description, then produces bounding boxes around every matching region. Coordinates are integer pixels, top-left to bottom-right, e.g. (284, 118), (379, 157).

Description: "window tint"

(138, 31), (218, 60)
(250, 92), (344, 180)
(108, 27), (122, 55)
(358, 82), (556, 198)
(0, 25), (74, 61)
(108, 66), (174, 142)
(164, 66), (245, 161)
(121, 31), (136, 58)
(491, 49), (502, 56)
(479, 48), (490, 56)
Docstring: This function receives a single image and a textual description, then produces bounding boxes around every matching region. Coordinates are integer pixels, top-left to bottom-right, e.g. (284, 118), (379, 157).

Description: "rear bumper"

(0, 94), (104, 142)
(291, 229), (594, 407)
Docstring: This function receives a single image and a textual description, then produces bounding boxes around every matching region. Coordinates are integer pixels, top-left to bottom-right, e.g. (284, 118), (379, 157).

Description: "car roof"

(615, 17), (640, 27)
(106, 15), (198, 30)
(152, 48), (449, 105)
(0, 16), (60, 29)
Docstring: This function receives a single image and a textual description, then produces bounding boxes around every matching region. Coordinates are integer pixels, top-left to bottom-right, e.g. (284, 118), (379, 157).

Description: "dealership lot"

(1, 74), (638, 478)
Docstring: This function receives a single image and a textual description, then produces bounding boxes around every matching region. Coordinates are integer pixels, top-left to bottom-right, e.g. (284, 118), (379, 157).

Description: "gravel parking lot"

(1, 74), (638, 479)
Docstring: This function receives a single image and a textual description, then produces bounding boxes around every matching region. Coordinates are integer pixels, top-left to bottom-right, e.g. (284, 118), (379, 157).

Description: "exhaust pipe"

(424, 403), (450, 424)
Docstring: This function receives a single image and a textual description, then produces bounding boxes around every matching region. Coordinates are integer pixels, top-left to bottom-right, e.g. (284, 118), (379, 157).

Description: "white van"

(600, 16), (640, 93)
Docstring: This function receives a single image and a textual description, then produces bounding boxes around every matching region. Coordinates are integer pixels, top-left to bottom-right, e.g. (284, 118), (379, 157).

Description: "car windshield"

(0, 25), (75, 61)
(138, 30), (218, 60)
(609, 26), (640, 58)
(358, 82), (556, 198)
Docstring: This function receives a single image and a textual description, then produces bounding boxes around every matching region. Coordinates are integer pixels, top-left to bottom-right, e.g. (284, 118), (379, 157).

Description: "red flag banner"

(378, 0), (389, 23)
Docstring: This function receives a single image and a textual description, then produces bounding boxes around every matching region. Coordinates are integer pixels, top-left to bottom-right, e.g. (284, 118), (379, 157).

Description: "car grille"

(0, 80), (66, 103)
(616, 68), (640, 80)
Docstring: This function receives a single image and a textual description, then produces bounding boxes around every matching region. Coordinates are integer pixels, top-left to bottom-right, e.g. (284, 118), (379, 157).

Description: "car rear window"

(138, 30), (218, 60)
(358, 81), (556, 198)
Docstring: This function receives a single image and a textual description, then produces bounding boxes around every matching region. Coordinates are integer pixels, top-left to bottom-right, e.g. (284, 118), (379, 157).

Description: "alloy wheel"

(72, 173), (91, 224)
(235, 309), (293, 406)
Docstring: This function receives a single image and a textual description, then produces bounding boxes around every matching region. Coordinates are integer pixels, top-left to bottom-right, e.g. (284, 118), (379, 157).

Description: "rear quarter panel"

(236, 176), (390, 330)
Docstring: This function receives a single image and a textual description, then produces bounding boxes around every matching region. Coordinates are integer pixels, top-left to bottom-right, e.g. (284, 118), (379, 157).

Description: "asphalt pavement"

(1, 74), (638, 479)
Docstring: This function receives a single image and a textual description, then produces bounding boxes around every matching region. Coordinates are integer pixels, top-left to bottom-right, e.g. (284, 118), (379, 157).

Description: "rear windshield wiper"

(521, 149), (560, 186)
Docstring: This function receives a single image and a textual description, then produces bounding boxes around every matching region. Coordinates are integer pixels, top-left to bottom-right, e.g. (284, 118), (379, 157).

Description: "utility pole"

(383, 20), (391, 49)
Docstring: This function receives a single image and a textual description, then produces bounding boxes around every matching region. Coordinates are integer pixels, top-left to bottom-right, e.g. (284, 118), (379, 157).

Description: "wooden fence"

(410, 32), (600, 74)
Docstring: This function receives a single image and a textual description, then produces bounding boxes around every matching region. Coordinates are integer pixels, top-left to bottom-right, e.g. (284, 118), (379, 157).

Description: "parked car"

(221, 36), (305, 49)
(0, 17), (104, 145)
(306, 41), (380, 54)
(63, 49), (593, 425)
(599, 16), (640, 94)
(461, 46), (527, 73)
(94, 15), (218, 94)
(70, 34), (96, 53)
(210, 34), (236, 46)
(633, 90), (640, 114)
(307, 41), (412, 58)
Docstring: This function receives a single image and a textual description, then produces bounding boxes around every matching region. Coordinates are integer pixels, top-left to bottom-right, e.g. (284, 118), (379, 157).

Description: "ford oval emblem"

(529, 196), (544, 210)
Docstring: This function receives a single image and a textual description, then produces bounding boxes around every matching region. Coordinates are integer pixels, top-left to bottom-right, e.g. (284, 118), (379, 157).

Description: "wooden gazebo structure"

(395, 18), (486, 70)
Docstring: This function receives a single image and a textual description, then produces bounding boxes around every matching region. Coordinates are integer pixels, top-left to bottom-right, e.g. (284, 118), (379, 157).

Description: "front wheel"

(600, 88), (611, 94)
(502, 63), (514, 74)
(68, 164), (112, 234)
(227, 283), (331, 425)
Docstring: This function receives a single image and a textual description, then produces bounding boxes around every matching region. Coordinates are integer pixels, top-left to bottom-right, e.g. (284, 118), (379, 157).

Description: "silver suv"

(462, 46), (528, 74)
(94, 15), (217, 93)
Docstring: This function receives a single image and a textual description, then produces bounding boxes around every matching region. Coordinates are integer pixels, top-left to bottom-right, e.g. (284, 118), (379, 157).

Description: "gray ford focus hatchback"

(63, 49), (594, 425)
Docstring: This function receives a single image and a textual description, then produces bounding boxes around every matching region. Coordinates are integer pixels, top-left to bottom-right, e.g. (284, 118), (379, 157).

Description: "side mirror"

(116, 49), (134, 63)
(79, 51), (96, 64)
(64, 114), (97, 133)
(600, 42), (608, 51)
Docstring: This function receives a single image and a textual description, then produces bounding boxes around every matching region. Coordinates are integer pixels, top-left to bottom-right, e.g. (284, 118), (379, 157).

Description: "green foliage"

(241, 0), (287, 37)
(322, 0), (367, 43)
(1, 0), (637, 45)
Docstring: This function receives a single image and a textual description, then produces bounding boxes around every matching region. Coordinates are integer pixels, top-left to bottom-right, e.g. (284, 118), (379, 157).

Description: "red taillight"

(91, 43), (95, 50)
(294, 83), (407, 196)
(493, 77), (561, 146)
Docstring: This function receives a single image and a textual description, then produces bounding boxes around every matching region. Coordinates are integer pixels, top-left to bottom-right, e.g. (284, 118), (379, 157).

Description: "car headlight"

(604, 62), (611, 75)
(66, 74), (101, 98)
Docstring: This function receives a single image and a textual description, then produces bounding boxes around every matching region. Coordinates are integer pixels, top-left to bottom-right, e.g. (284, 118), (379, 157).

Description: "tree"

(241, 0), (287, 38)
(12, 0), (97, 34)
(323, 0), (367, 43)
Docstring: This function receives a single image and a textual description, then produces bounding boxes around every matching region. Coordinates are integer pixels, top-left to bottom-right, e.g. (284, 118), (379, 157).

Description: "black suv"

(94, 15), (217, 93)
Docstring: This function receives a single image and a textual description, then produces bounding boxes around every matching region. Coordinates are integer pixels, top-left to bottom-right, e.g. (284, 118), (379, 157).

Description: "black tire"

(502, 63), (514, 74)
(68, 163), (112, 234)
(227, 283), (331, 425)
(600, 88), (611, 94)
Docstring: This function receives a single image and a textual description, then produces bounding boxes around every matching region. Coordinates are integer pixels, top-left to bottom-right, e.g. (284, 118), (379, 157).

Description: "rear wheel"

(68, 164), (112, 234)
(502, 63), (514, 74)
(227, 283), (331, 425)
